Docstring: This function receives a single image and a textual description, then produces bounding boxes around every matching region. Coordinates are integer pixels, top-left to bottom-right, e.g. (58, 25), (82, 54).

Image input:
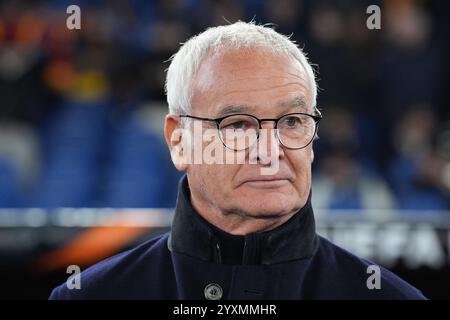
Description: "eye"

(282, 116), (301, 128)
(220, 116), (256, 131)
(232, 120), (255, 130)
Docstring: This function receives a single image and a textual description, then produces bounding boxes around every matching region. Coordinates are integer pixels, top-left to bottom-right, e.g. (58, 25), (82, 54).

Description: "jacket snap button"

(204, 283), (223, 300)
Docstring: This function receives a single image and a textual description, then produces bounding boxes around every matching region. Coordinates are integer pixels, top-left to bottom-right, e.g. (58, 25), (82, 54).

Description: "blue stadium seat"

(328, 187), (363, 210)
(32, 100), (109, 207)
(397, 189), (449, 211)
(100, 113), (181, 208)
(0, 159), (23, 208)
(388, 156), (450, 211)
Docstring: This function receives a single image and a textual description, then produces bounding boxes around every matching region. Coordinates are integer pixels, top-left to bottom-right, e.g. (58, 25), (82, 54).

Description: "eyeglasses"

(179, 111), (322, 151)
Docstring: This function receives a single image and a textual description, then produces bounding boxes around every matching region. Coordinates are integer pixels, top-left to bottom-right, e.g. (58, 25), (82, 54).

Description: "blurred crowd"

(0, 0), (449, 211)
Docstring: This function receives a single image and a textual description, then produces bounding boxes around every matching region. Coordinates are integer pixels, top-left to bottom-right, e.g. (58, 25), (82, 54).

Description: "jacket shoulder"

(49, 232), (175, 299)
(310, 236), (427, 299)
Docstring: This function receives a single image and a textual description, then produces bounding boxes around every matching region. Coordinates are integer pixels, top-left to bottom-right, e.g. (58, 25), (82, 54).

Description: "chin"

(236, 195), (297, 218)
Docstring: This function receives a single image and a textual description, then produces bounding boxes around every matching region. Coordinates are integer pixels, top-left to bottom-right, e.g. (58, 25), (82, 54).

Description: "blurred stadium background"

(0, 0), (449, 299)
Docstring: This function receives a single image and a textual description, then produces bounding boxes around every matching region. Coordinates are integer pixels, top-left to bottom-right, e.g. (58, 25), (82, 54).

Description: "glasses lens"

(277, 114), (316, 149)
(219, 115), (259, 151)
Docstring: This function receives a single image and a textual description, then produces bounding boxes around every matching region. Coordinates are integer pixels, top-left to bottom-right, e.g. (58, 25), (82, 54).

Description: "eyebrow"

(216, 104), (256, 117)
(215, 96), (308, 118)
(277, 96), (307, 111)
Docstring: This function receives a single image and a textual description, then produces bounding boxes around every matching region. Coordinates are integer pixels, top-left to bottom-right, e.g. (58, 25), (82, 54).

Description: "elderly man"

(50, 22), (425, 300)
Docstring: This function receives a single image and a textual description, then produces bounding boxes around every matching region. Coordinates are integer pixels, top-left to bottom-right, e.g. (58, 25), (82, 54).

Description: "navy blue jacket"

(50, 177), (426, 300)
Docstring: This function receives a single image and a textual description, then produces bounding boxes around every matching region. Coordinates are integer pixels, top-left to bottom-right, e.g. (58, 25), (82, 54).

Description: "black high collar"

(168, 176), (319, 265)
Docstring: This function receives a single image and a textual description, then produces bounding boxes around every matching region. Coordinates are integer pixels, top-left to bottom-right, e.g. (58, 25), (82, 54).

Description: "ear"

(310, 148), (315, 163)
(164, 114), (189, 172)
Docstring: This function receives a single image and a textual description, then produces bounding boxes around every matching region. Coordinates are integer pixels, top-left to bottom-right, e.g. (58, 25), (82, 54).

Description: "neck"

(169, 175), (318, 265)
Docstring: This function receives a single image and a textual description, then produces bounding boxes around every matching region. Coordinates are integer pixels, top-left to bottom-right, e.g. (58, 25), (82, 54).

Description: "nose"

(252, 121), (284, 165)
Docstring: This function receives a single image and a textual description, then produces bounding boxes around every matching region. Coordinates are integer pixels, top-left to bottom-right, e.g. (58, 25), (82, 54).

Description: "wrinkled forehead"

(191, 48), (313, 116)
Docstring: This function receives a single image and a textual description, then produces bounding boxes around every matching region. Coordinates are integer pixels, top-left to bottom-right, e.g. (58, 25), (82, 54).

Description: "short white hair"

(165, 21), (317, 115)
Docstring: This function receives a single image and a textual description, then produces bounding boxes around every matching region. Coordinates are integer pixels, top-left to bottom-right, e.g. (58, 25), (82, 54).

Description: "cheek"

(287, 148), (313, 186)
(191, 163), (240, 195)
(289, 146), (312, 168)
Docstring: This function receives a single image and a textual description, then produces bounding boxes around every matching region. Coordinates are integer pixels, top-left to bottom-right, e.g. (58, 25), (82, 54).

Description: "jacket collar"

(168, 175), (319, 265)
